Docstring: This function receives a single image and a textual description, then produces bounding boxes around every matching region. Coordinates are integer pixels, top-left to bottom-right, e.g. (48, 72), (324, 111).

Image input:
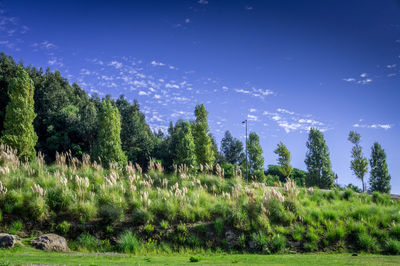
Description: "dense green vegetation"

(0, 52), (397, 257)
(0, 147), (399, 255)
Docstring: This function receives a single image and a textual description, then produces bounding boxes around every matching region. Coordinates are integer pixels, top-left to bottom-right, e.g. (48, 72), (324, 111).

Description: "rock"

(31, 233), (70, 252)
(225, 230), (238, 248)
(0, 233), (16, 248)
(288, 241), (301, 248)
(248, 240), (256, 249)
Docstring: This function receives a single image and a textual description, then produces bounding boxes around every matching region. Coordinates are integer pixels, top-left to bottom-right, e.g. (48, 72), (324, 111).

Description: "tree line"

(0, 52), (391, 193)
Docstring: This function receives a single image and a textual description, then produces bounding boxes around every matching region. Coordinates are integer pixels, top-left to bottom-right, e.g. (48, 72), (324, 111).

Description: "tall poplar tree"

(221, 130), (243, 165)
(1, 65), (38, 160)
(369, 142), (391, 193)
(304, 128), (334, 188)
(92, 100), (126, 167)
(192, 104), (215, 166)
(348, 131), (368, 192)
(173, 120), (197, 167)
(247, 132), (264, 173)
(274, 142), (293, 179)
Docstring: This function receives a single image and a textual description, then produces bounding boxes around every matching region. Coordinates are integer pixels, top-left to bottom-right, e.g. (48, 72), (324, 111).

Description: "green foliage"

(274, 142), (292, 179)
(0, 66), (37, 160)
(247, 132), (264, 174)
(221, 163), (234, 178)
(116, 97), (154, 169)
(56, 221), (71, 235)
(348, 131), (368, 192)
(384, 239), (400, 254)
(221, 130), (243, 165)
(173, 120), (197, 167)
(98, 203), (123, 225)
(76, 233), (111, 252)
(91, 99), (126, 168)
(192, 104), (215, 166)
(369, 142), (391, 193)
(269, 234), (286, 254)
(189, 256), (200, 262)
(160, 220), (169, 230)
(118, 231), (140, 253)
(214, 217), (224, 236)
(8, 220), (23, 235)
(304, 128), (334, 189)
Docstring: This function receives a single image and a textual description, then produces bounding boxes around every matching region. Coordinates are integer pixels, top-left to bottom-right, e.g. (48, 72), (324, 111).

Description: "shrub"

(390, 224), (400, 240)
(343, 189), (354, 200)
(8, 220), (23, 235)
(118, 231), (140, 253)
(47, 187), (71, 211)
(384, 239), (400, 255)
(269, 234), (286, 253)
(214, 217), (224, 236)
(357, 233), (378, 252)
(348, 222), (367, 245)
(132, 208), (153, 226)
(292, 225), (305, 242)
(221, 163), (234, 179)
(77, 233), (102, 252)
(160, 220), (169, 230)
(56, 221), (71, 235)
(372, 192), (391, 205)
(98, 203), (123, 225)
(145, 224), (155, 234)
(251, 231), (268, 251)
(327, 226), (346, 244)
(189, 256), (200, 262)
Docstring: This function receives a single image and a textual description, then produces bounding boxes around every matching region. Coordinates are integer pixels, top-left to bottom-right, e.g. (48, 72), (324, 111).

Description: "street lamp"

(242, 119), (248, 184)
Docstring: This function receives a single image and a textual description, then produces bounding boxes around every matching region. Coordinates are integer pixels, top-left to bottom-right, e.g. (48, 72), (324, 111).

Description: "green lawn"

(0, 247), (399, 265)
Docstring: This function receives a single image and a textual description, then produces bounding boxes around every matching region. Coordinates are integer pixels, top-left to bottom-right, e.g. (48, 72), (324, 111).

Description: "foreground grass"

(0, 247), (399, 266)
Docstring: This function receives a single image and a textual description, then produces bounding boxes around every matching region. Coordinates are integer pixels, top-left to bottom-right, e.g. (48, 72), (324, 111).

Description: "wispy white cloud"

(151, 60), (165, 66)
(109, 60), (123, 69)
(198, 0), (208, 5)
(353, 123), (393, 130)
(343, 73), (372, 84)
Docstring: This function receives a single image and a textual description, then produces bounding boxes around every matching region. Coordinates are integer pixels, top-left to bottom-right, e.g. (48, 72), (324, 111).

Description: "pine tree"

(304, 128), (334, 188)
(274, 142), (293, 179)
(1, 65), (38, 160)
(92, 100), (126, 167)
(247, 132), (264, 173)
(348, 131), (368, 192)
(173, 120), (197, 167)
(192, 104), (215, 166)
(369, 142), (391, 193)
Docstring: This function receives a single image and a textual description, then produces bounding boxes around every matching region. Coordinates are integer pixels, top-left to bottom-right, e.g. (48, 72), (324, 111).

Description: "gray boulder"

(0, 233), (16, 248)
(31, 233), (70, 252)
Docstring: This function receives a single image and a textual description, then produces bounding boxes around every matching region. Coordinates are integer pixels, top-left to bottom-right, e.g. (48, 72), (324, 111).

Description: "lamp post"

(242, 119), (248, 184)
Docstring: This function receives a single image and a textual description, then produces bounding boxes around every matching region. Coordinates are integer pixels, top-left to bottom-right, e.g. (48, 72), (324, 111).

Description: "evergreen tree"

(348, 131), (368, 192)
(369, 142), (391, 193)
(274, 142), (293, 179)
(192, 104), (215, 166)
(221, 130), (243, 165)
(247, 132), (264, 173)
(173, 120), (197, 167)
(304, 128), (334, 188)
(92, 100), (126, 167)
(1, 65), (38, 160)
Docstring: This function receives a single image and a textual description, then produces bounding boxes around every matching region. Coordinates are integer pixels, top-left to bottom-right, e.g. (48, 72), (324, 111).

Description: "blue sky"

(1, 0), (399, 192)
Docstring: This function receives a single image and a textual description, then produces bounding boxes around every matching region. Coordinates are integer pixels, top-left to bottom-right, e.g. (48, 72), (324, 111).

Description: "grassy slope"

(0, 247), (399, 265)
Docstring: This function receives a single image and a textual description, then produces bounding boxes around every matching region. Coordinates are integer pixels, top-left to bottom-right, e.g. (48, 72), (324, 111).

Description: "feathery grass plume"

(215, 164), (224, 179)
(284, 178), (299, 202)
(31, 183), (46, 197)
(135, 163), (142, 175)
(0, 180), (7, 197)
(0, 144), (20, 168)
(0, 166), (10, 175)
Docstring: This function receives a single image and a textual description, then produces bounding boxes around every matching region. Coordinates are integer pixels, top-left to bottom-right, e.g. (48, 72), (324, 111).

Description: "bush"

(8, 220), (23, 235)
(76, 233), (111, 252)
(160, 220), (169, 230)
(189, 255), (200, 262)
(269, 234), (286, 253)
(251, 231), (268, 251)
(357, 233), (377, 252)
(132, 208), (153, 226)
(390, 224), (400, 240)
(252, 169), (266, 182)
(56, 221), (71, 235)
(145, 224), (155, 234)
(343, 189), (354, 200)
(221, 163), (234, 179)
(292, 225), (305, 242)
(214, 218), (224, 236)
(98, 203), (123, 225)
(327, 226), (346, 244)
(372, 192), (391, 205)
(118, 231), (140, 253)
(47, 187), (71, 211)
(384, 239), (400, 255)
